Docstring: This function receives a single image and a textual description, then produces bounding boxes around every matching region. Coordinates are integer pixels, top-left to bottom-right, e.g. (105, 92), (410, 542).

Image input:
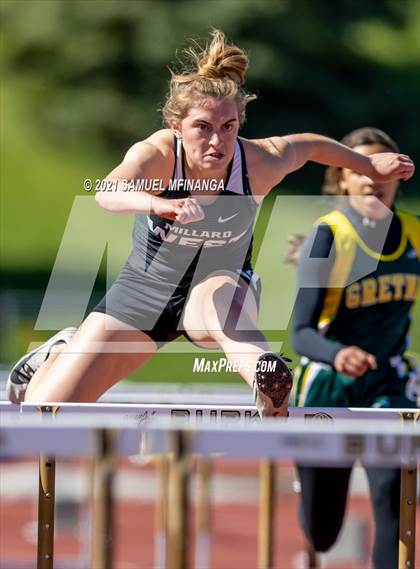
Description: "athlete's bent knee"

(204, 293), (247, 339)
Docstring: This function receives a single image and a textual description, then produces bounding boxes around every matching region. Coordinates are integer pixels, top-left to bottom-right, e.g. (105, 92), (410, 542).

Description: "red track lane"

(1, 497), (419, 569)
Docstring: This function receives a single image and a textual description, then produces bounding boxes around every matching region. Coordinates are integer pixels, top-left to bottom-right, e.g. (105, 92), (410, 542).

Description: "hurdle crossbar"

(1, 407), (418, 569)
(1, 411), (418, 464)
(13, 401), (420, 422)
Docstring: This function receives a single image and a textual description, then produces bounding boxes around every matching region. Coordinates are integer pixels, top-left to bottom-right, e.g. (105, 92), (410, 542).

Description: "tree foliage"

(1, 0), (419, 162)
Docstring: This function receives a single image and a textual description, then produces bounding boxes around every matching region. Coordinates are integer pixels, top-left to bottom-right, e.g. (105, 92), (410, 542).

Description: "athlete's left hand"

(369, 153), (415, 182)
(334, 346), (377, 377)
(176, 197), (205, 224)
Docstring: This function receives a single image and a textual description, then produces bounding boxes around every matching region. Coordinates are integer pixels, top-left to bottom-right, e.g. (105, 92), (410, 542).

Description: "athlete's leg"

(25, 312), (157, 402)
(297, 465), (352, 552)
(24, 343), (67, 398)
(7, 327), (77, 403)
(365, 467), (400, 569)
(183, 272), (267, 383)
(182, 272), (292, 416)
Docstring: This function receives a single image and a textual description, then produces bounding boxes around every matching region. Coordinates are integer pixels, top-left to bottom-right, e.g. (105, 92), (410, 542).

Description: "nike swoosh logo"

(218, 213), (239, 223)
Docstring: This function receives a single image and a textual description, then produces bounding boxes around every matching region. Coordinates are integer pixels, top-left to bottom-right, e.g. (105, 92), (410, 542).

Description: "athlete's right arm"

(292, 224), (377, 376)
(95, 129), (202, 221)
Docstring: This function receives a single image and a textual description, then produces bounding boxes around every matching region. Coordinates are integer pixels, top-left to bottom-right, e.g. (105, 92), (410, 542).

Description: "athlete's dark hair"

(283, 127), (399, 266)
(323, 127), (399, 195)
(162, 29), (256, 127)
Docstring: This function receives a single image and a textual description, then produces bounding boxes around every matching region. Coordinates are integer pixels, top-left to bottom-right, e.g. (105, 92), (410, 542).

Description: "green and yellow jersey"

(291, 207), (419, 408)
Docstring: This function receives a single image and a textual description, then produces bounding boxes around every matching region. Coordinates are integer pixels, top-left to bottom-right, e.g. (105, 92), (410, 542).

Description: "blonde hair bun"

(162, 29), (256, 127)
(194, 29), (249, 85)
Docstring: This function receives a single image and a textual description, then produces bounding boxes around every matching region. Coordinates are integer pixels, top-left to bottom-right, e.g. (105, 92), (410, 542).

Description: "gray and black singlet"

(94, 137), (261, 345)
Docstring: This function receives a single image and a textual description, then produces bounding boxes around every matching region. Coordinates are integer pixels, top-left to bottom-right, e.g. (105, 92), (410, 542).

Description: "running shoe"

(253, 352), (293, 418)
(6, 327), (77, 403)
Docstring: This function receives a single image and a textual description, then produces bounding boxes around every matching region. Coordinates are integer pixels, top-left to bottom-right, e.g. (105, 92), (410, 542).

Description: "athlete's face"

(175, 97), (239, 175)
(339, 144), (399, 219)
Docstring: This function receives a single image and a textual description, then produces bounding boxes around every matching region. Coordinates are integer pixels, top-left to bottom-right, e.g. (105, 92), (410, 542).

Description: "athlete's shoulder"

(396, 209), (420, 223)
(397, 209), (420, 255)
(302, 222), (335, 258)
(239, 136), (294, 196)
(240, 136), (291, 164)
(112, 129), (175, 185)
(238, 137), (264, 165)
(314, 210), (359, 253)
(315, 209), (347, 227)
(123, 129), (175, 163)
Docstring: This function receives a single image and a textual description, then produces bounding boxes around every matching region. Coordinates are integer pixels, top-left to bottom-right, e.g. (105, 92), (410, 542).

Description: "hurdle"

(148, 412), (419, 569)
(155, 454), (170, 569)
(1, 405), (419, 569)
(400, 410), (420, 569)
(36, 405), (59, 569)
(258, 459), (276, 569)
(90, 427), (116, 569)
(195, 457), (211, 569)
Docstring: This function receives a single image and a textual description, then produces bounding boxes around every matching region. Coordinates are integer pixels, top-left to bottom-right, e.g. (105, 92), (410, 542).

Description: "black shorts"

(93, 263), (261, 347)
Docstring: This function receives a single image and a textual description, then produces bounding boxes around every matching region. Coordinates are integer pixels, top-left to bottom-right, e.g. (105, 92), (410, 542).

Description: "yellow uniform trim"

(340, 212), (407, 261)
(297, 363), (312, 407)
(399, 211), (420, 257)
(315, 211), (357, 327)
(314, 210), (419, 328)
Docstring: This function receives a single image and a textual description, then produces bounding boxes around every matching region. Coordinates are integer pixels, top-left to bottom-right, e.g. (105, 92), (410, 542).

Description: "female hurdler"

(7, 31), (414, 419)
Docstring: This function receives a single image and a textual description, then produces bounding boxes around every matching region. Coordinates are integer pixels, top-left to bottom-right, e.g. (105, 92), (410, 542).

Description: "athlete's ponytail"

(162, 29), (256, 127)
(194, 29), (248, 85)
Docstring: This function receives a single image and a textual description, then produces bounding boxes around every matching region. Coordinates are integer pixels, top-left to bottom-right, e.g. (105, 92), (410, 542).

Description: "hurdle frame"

(90, 428), (116, 569)
(258, 459), (276, 569)
(399, 410), (420, 569)
(168, 429), (191, 569)
(36, 405), (59, 569)
(195, 457), (211, 569)
(1, 403), (418, 569)
(155, 454), (170, 569)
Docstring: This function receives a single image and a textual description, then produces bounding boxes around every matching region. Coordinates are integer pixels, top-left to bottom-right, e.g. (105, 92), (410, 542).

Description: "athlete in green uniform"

(287, 127), (419, 568)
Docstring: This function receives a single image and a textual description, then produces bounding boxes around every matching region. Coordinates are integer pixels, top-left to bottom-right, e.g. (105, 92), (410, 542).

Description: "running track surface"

(1, 459), (419, 569)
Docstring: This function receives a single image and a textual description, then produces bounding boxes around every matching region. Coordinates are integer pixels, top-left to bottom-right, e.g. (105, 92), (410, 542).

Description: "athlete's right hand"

(175, 197), (205, 224)
(151, 196), (205, 224)
(334, 346), (377, 377)
(150, 196), (189, 221)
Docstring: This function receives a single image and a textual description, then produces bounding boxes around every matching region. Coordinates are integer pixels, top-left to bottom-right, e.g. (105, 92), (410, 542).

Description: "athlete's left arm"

(259, 134), (414, 194)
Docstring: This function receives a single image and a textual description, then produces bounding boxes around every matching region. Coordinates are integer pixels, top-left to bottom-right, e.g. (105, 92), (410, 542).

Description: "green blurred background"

(1, 0), (419, 383)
